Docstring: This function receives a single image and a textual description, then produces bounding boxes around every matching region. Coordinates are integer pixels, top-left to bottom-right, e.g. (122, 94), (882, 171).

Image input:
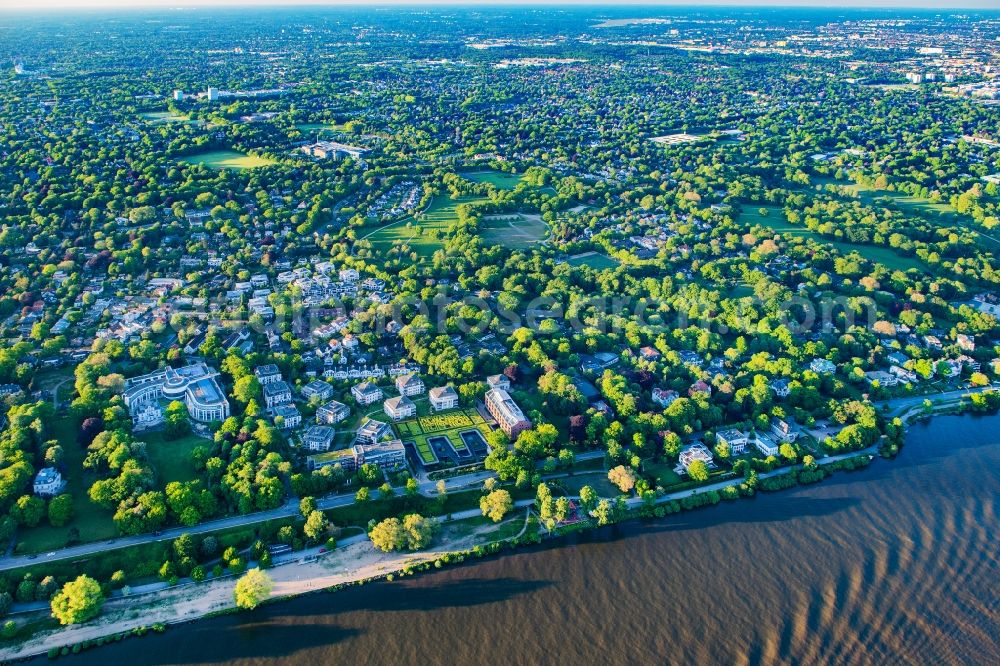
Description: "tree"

(369, 517), (406, 552)
(402, 514), (436, 550)
(303, 510), (328, 541)
(12, 495), (45, 527)
(299, 496), (317, 518)
(479, 489), (513, 523)
(579, 485), (598, 512)
(607, 465), (637, 494)
(593, 499), (614, 526)
(234, 568), (273, 610)
(369, 514), (436, 552)
(47, 494), (74, 527)
(50, 575), (104, 625)
(779, 443), (797, 462)
(687, 460), (710, 482)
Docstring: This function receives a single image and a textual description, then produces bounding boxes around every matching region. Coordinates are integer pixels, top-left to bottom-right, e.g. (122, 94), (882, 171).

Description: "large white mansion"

(124, 363), (230, 425)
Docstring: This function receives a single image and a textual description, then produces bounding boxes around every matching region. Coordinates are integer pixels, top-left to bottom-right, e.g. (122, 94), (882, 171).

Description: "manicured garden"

(394, 408), (491, 467)
(418, 411), (474, 433)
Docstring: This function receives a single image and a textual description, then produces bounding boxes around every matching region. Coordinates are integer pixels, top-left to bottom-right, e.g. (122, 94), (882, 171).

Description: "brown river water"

(54, 413), (1000, 665)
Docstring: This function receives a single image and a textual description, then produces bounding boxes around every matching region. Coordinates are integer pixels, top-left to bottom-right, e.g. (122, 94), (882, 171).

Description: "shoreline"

(0, 401), (992, 662)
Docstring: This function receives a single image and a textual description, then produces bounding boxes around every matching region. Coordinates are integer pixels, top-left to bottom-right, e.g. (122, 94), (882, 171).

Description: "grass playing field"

(480, 213), (548, 249)
(462, 170), (528, 190)
(563, 251), (620, 270)
(180, 149), (276, 170)
(140, 111), (198, 125)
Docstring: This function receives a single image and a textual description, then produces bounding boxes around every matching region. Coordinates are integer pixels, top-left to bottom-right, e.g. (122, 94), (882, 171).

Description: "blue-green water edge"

(54, 414), (1000, 665)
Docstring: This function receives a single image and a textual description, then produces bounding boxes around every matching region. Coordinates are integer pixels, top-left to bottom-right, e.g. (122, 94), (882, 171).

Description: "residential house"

(301, 380), (334, 401)
(865, 370), (899, 387)
(770, 417), (799, 443)
(254, 364), (282, 385)
(316, 400), (350, 425)
(301, 426), (336, 452)
(487, 374), (511, 391)
(886, 352), (909, 367)
(770, 378), (791, 398)
(716, 429), (749, 455)
(674, 442), (716, 476)
(754, 433), (781, 457)
(33, 467), (66, 497)
(356, 419), (391, 444)
(810, 358), (837, 374)
(263, 380), (293, 408)
(384, 395), (417, 421)
(351, 381), (384, 406)
(688, 380), (712, 397)
(652, 388), (679, 408)
(395, 373), (425, 397)
(429, 386), (459, 411)
(273, 404), (302, 429)
(639, 346), (661, 361)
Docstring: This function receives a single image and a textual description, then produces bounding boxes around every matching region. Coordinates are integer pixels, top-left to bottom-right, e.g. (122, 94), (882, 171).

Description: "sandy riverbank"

(0, 520), (513, 662)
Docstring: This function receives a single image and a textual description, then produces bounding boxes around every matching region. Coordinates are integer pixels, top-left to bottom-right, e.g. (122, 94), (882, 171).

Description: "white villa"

(124, 363), (230, 424)
(352, 381), (383, 406)
(429, 386), (459, 411)
(716, 429), (749, 455)
(317, 400), (350, 425)
(384, 395), (417, 421)
(33, 467), (67, 497)
(396, 373), (425, 397)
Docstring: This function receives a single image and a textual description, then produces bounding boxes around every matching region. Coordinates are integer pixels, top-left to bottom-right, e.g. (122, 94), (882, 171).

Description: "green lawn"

(553, 472), (619, 498)
(413, 439), (439, 465)
(643, 460), (684, 489)
(363, 193), (486, 259)
(15, 416), (117, 554)
(140, 431), (206, 487)
(563, 251), (620, 270)
(462, 169), (528, 190)
(739, 205), (925, 271)
(179, 149), (276, 170)
(480, 213), (548, 249)
(140, 111), (197, 125)
(816, 177), (1000, 253)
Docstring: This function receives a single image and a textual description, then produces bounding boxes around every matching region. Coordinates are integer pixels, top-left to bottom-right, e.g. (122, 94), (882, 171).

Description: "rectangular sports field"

(480, 213), (548, 249)
(564, 251), (620, 270)
(180, 150), (277, 170)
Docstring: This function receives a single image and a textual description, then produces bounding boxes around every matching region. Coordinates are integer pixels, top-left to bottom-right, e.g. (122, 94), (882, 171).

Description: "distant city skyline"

(1, 1), (999, 12)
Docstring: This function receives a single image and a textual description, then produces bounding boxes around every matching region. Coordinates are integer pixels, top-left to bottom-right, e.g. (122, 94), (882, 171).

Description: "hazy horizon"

(1, 1), (998, 13)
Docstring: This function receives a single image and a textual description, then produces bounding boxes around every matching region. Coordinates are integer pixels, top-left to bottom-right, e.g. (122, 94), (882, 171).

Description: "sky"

(0, 0), (998, 10)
